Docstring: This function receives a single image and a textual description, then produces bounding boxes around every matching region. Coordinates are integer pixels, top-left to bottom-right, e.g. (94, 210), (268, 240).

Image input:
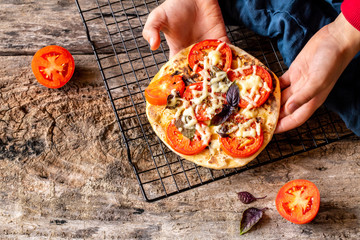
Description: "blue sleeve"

(219, 0), (338, 66)
(219, 0), (360, 136)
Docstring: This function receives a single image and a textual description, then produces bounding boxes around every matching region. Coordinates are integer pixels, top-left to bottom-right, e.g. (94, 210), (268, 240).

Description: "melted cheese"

(237, 73), (264, 106)
(234, 118), (260, 138)
(208, 50), (222, 66)
(196, 123), (211, 145)
(181, 105), (197, 129)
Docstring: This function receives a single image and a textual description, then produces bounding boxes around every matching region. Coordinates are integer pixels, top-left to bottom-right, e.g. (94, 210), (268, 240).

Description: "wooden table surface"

(1, 0), (359, 239)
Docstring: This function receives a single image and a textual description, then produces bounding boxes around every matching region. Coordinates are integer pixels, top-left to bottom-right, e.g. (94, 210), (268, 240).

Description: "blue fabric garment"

(219, 0), (360, 136)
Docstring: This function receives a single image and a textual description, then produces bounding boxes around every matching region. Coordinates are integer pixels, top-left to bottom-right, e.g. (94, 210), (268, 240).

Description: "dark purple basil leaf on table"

(237, 191), (267, 204)
(240, 207), (267, 235)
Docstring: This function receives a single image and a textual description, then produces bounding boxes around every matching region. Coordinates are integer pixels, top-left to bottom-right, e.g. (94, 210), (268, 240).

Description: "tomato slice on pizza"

(188, 39), (232, 73)
(166, 120), (210, 155)
(145, 74), (185, 105)
(182, 82), (226, 121)
(228, 65), (272, 108)
(219, 117), (264, 158)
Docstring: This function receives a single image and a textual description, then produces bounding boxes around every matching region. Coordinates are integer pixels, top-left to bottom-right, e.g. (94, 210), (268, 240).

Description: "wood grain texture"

(0, 0), (359, 239)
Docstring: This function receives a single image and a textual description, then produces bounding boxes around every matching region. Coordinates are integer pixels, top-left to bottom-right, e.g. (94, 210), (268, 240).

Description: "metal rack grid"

(75, 0), (354, 202)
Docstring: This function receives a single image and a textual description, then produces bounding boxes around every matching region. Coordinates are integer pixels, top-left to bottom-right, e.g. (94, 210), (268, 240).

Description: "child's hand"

(142, 0), (229, 58)
(276, 13), (360, 133)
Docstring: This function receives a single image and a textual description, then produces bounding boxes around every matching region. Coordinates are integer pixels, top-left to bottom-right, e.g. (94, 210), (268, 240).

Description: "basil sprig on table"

(211, 83), (240, 126)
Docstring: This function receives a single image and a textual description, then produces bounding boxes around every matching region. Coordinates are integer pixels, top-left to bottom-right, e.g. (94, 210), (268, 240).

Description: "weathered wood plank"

(0, 55), (360, 239)
(0, 0), (161, 55)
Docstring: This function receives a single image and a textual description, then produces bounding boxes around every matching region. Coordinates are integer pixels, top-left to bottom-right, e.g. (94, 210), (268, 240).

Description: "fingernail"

(287, 103), (299, 114)
(149, 37), (155, 49)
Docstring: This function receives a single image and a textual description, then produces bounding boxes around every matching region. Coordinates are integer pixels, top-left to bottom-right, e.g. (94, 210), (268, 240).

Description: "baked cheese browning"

(145, 40), (281, 169)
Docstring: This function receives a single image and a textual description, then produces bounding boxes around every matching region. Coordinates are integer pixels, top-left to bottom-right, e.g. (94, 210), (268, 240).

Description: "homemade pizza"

(145, 39), (280, 169)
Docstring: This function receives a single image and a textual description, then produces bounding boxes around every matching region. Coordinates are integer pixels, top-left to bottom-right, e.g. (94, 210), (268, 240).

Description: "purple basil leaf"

(226, 83), (240, 107)
(240, 207), (267, 235)
(210, 104), (233, 126)
(237, 191), (267, 204)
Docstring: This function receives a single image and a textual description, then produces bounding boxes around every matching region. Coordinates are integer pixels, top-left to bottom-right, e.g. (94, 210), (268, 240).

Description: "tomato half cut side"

(276, 179), (320, 224)
(166, 121), (209, 155)
(230, 65), (273, 108)
(31, 45), (75, 89)
(219, 120), (264, 158)
(145, 74), (185, 105)
(188, 39), (232, 72)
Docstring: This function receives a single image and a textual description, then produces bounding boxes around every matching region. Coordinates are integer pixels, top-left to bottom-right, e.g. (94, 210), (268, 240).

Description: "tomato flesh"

(31, 45), (75, 89)
(219, 118), (263, 158)
(166, 120), (209, 155)
(228, 65), (272, 108)
(183, 82), (226, 121)
(188, 39), (232, 73)
(145, 74), (185, 105)
(276, 179), (320, 224)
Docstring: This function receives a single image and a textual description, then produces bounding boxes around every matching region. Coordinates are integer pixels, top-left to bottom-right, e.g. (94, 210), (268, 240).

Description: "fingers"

(142, 6), (166, 51)
(279, 71), (291, 89)
(275, 99), (318, 134)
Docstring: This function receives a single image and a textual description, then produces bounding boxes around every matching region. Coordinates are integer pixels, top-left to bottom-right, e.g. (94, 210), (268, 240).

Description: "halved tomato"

(228, 65), (272, 108)
(145, 74), (185, 105)
(219, 118), (263, 158)
(188, 39), (232, 73)
(166, 120), (209, 155)
(31, 45), (75, 89)
(276, 179), (320, 224)
(182, 82), (226, 121)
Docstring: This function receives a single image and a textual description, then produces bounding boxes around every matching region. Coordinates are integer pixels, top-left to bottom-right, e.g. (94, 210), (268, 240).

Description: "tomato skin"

(31, 45), (75, 89)
(145, 74), (185, 105)
(219, 122), (263, 158)
(276, 179), (320, 224)
(188, 39), (232, 73)
(166, 120), (209, 155)
(228, 65), (272, 108)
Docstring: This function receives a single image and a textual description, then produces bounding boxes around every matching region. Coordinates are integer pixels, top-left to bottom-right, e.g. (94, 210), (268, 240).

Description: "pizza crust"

(146, 43), (281, 169)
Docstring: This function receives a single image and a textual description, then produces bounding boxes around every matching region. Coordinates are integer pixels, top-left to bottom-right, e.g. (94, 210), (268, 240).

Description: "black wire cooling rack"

(75, 0), (354, 202)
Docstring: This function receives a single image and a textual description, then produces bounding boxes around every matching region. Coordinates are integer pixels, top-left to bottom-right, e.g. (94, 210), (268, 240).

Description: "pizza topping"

(219, 117), (264, 158)
(228, 65), (273, 108)
(166, 121), (210, 155)
(211, 104), (234, 126)
(183, 82), (227, 121)
(188, 39), (232, 72)
(181, 104), (198, 129)
(145, 74), (185, 105)
(195, 122), (211, 145)
(166, 89), (182, 109)
(174, 117), (196, 140)
(211, 83), (240, 126)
